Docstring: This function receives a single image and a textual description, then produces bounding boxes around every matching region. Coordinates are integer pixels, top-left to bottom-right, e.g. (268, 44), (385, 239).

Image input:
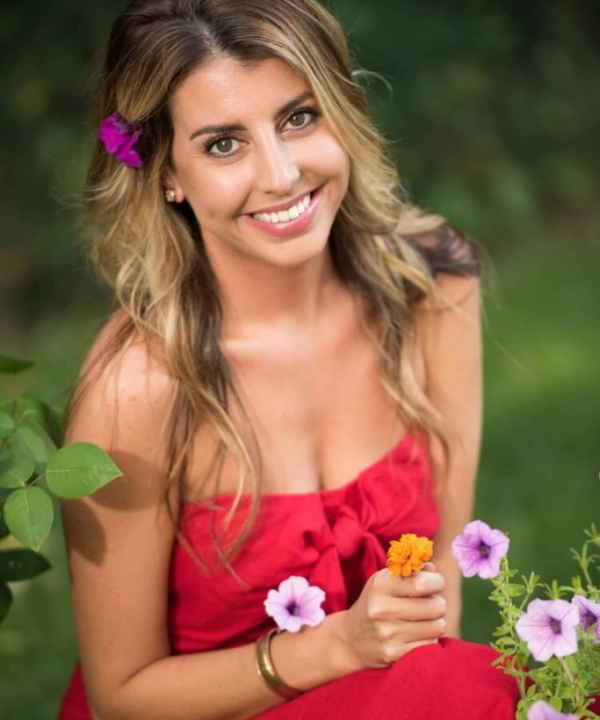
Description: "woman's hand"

(334, 562), (447, 671)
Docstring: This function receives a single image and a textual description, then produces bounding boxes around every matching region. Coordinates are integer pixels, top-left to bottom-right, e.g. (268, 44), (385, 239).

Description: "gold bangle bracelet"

(255, 628), (305, 700)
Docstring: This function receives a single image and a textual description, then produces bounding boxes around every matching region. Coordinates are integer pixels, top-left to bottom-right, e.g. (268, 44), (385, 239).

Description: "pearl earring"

(165, 189), (176, 203)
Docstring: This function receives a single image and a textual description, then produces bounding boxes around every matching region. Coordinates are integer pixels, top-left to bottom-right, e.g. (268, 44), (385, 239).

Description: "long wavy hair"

(65, 0), (484, 579)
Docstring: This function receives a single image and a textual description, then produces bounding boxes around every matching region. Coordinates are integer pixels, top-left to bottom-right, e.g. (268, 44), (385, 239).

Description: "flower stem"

(554, 673), (562, 700)
(558, 657), (580, 708)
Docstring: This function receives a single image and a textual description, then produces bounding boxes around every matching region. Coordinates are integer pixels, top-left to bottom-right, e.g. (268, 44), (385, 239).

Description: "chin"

(263, 231), (331, 269)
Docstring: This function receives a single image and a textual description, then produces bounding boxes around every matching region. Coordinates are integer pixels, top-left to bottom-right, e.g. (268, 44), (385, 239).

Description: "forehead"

(170, 56), (312, 132)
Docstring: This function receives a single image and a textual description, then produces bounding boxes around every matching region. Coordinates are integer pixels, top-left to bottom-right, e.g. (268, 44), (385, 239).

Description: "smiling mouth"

(243, 186), (322, 223)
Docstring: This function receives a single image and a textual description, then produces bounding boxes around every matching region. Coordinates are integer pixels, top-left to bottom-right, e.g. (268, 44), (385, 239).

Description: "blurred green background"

(1, 0), (599, 716)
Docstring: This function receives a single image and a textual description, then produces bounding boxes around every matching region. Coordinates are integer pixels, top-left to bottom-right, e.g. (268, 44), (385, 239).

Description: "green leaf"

(570, 576), (584, 592)
(517, 650), (529, 667)
(13, 396), (64, 446)
(549, 697), (562, 711)
(559, 686), (575, 700)
(14, 398), (47, 428)
(46, 443), (123, 499)
(564, 653), (578, 674)
(491, 653), (512, 666)
(0, 582), (13, 623)
(12, 425), (56, 472)
(0, 548), (50, 581)
(506, 583), (526, 597)
(544, 657), (561, 671)
(0, 411), (14, 438)
(3, 487), (54, 551)
(0, 445), (36, 488)
(0, 355), (34, 374)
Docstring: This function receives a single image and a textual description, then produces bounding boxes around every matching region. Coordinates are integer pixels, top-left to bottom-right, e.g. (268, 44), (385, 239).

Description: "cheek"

(175, 156), (249, 218)
(307, 134), (350, 179)
(314, 134), (349, 167)
(198, 171), (253, 223)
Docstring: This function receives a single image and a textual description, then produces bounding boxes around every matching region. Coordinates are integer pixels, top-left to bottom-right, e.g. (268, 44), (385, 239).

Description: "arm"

(62, 338), (353, 720)
(415, 273), (483, 639)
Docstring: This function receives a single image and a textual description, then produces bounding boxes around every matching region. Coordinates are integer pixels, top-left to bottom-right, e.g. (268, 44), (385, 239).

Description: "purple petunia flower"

(98, 112), (144, 169)
(572, 594), (600, 641)
(451, 520), (510, 579)
(515, 598), (579, 662)
(264, 576), (326, 633)
(527, 699), (577, 720)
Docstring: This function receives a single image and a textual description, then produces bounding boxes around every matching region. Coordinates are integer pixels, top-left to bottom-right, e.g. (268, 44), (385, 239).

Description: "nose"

(253, 132), (301, 196)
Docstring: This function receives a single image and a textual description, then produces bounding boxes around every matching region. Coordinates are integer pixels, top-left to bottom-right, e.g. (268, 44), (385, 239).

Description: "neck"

(203, 236), (342, 341)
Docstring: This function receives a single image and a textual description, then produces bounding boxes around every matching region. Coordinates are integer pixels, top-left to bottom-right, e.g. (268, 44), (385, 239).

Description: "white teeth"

(253, 192), (311, 223)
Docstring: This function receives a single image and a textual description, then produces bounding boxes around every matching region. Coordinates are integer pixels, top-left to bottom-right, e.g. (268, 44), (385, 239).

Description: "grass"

(0, 240), (599, 717)
(464, 240), (600, 642)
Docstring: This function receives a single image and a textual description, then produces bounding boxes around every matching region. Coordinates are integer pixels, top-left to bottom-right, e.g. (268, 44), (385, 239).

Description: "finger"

(423, 561), (436, 572)
(393, 595), (447, 622)
(401, 617), (446, 643)
(386, 571), (445, 598)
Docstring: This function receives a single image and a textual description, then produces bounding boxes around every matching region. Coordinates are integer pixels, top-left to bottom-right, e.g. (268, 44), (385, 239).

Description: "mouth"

(245, 186), (323, 224)
(241, 185), (324, 237)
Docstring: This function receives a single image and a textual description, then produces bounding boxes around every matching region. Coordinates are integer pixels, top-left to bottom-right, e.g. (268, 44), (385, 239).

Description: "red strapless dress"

(58, 430), (524, 719)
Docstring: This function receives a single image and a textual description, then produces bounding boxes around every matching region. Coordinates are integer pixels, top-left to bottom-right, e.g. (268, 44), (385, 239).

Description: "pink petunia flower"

(98, 112), (144, 169)
(451, 520), (510, 579)
(515, 599), (579, 662)
(264, 576), (326, 633)
(572, 594), (600, 641)
(527, 699), (577, 720)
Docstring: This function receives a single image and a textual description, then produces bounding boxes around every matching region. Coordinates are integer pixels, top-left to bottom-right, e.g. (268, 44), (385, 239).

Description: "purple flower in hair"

(98, 112), (144, 168)
(515, 598), (579, 661)
(264, 575), (326, 633)
(451, 520), (510, 579)
(572, 594), (600, 640)
(527, 700), (577, 720)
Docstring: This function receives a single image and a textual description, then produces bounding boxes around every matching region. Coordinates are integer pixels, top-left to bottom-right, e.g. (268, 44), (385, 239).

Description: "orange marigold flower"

(387, 533), (434, 578)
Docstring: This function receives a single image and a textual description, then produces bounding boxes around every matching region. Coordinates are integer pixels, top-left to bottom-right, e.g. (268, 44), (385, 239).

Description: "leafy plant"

(0, 354), (122, 624)
(453, 520), (600, 719)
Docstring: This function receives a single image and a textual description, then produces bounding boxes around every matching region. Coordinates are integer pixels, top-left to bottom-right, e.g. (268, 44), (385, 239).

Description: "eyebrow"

(188, 91), (315, 142)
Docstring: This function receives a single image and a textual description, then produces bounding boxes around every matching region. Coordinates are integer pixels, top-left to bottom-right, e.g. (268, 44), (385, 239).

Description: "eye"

(202, 106), (321, 159)
(286, 109), (316, 129)
(204, 136), (240, 158)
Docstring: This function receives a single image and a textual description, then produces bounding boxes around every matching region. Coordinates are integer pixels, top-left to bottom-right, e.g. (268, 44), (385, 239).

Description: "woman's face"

(165, 56), (351, 268)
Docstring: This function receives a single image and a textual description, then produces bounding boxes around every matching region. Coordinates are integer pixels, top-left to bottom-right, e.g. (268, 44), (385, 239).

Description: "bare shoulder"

(63, 312), (179, 548)
(412, 269), (482, 374)
(416, 271), (481, 316)
(67, 313), (175, 451)
(61, 314), (180, 712)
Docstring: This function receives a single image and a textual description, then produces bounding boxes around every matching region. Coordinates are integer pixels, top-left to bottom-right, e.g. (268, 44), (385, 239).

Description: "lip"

(241, 185), (324, 239)
(245, 188), (316, 216)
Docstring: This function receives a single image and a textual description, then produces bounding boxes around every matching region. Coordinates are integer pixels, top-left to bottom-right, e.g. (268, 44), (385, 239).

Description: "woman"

(58, 1), (520, 718)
